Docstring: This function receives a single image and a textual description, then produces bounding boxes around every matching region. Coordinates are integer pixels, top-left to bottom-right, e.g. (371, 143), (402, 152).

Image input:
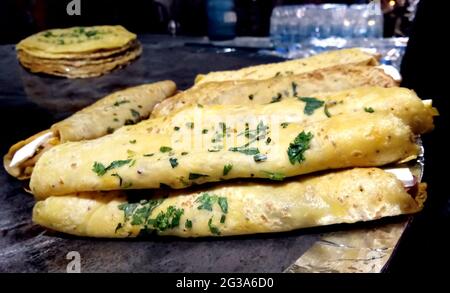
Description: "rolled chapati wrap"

(29, 111), (420, 198)
(194, 48), (379, 85)
(4, 81), (177, 179)
(150, 86), (435, 136)
(152, 65), (397, 118)
(32, 168), (427, 238)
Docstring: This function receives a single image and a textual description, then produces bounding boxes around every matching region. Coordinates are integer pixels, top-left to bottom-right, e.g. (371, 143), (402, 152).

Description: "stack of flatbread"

(4, 48), (438, 238)
(16, 25), (142, 78)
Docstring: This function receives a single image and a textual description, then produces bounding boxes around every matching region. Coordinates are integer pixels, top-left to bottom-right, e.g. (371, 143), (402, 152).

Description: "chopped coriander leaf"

(106, 127), (115, 134)
(160, 146), (172, 153)
(253, 154), (267, 162)
(220, 215), (226, 224)
(364, 107), (375, 113)
(92, 159), (132, 176)
(118, 202), (139, 221)
(299, 97), (325, 115)
(143, 153), (154, 157)
(186, 122), (194, 129)
(271, 93), (282, 103)
(169, 158), (178, 168)
(266, 137), (272, 144)
(130, 109), (140, 119)
(281, 122), (289, 128)
(189, 173), (209, 180)
(129, 139), (136, 144)
(185, 219), (193, 229)
(113, 118), (119, 122)
(195, 193), (217, 211)
(262, 171), (285, 181)
(197, 104), (204, 108)
(108, 159), (133, 170)
(275, 72), (281, 77)
(113, 100), (130, 107)
(181, 152), (189, 156)
(228, 146), (260, 155)
(92, 162), (107, 176)
(208, 218), (221, 235)
(148, 206), (184, 232)
(218, 197), (228, 214)
(248, 94), (254, 100)
(287, 131), (313, 165)
(174, 126), (180, 131)
(292, 82), (298, 96)
(223, 164), (233, 176)
(324, 104), (332, 118)
(202, 129), (209, 134)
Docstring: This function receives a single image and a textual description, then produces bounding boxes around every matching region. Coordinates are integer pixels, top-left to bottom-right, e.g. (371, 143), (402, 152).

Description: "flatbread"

(18, 43), (142, 78)
(194, 48), (379, 85)
(17, 26), (136, 54)
(29, 111), (419, 198)
(151, 65), (398, 118)
(4, 81), (177, 179)
(32, 168), (427, 238)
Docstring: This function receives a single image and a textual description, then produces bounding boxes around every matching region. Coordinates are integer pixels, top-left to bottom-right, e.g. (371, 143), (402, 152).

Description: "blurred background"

(0, 0), (419, 44)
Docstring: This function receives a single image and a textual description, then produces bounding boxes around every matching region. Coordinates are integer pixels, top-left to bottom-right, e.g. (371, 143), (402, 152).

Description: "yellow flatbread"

(152, 65), (398, 118)
(4, 81), (176, 179)
(29, 111), (419, 198)
(194, 48), (379, 84)
(32, 168), (426, 238)
(17, 26), (136, 54)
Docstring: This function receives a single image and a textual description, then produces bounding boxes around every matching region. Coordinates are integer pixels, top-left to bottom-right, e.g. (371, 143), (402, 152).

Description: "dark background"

(0, 0), (415, 44)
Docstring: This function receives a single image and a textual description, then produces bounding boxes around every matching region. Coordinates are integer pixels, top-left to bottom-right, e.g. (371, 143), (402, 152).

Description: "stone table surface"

(0, 35), (413, 273)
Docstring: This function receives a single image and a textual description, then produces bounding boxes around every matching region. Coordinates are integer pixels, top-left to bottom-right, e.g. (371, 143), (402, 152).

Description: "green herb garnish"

(129, 139), (136, 144)
(229, 146), (260, 155)
(147, 206), (184, 232)
(218, 197), (228, 214)
(220, 215), (226, 224)
(223, 164), (233, 176)
(160, 146), (172, 153)
(195, 193), (217, 211)
(281, 122), (289, 128)
(186, 122), (194, 129)
(92, 159), (132, 176)
(364, 107), (375, 113)
(287, 131), (313, 165)
(169, 158), (178, 168)
(208, 218), (221, 235)
(189, 173), (209, 180)
(130, 109), (140, 119)
(299, 97), (324, 115)
(253, 154), (267, 162)
(185, 219), (192, 229)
